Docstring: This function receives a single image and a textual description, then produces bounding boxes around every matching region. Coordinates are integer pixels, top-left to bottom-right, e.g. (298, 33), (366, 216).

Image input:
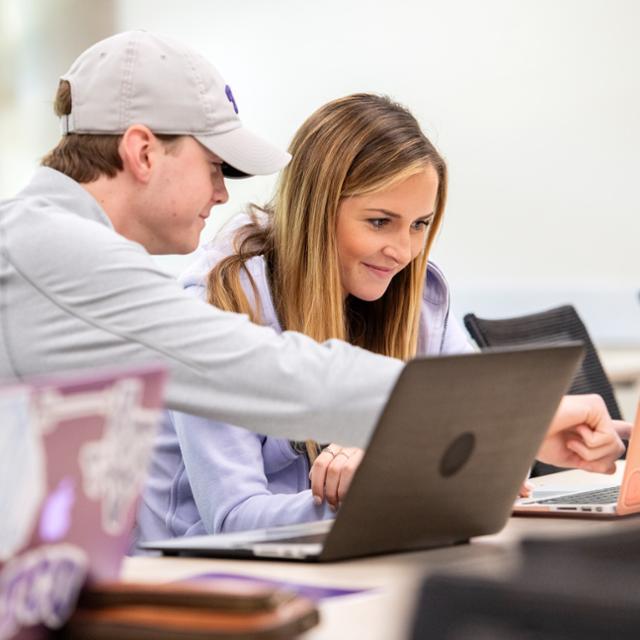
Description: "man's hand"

(309, 444), (364, 510)
(536, 394), (631, 474)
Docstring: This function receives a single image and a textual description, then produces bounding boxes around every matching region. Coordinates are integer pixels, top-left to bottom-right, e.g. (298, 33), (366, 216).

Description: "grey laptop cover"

(142, 344), (583, 562)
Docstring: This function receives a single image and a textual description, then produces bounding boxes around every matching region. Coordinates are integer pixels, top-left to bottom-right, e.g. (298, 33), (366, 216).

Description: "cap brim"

(196, 126), (290, 177)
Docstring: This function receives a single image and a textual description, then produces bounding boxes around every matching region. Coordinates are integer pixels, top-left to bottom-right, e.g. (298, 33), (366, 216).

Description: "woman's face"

(335, 166), (439, 301)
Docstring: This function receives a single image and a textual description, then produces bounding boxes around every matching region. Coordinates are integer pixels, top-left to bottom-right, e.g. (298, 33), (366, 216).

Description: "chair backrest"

(463, 305), (622, 476)
(411, 570), (640, 640)
(411, 524), (640, 640)
(464, 305), (621, 418)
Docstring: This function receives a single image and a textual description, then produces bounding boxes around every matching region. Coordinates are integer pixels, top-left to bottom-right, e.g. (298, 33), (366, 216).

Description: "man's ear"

(119, 125), (160, 184)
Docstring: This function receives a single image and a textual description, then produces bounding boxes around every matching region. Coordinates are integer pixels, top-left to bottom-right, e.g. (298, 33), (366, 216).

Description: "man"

(0, 31), (404, 446)
(0, 31), (628, 466)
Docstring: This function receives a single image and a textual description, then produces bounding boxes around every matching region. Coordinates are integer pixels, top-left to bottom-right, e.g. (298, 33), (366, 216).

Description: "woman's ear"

(119, 125), (159, 184)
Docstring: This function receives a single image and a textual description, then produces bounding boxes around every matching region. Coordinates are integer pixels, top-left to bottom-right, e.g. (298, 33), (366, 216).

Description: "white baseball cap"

(59, 30), (290, 177)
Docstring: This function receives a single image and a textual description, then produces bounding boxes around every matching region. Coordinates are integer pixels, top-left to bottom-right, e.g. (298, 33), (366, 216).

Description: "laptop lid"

(143, 344), (583, 562)
(0, 363), (166, 639)
(319, 343), (583, 560)
(615, 402), (640, 515)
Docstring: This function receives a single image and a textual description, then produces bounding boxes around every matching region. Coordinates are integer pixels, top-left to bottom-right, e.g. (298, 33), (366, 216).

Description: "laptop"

(141, 344), (583, 563)
(0, 363), (166, 639)
(514, 400), (640, 517)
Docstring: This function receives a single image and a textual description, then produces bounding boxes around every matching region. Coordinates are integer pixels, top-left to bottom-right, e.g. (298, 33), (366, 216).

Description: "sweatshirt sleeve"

(441, 313), (475, 355)
(7, 214), (403, 447)
(417, 263), (474, 356)
(171, 410), (334, 533)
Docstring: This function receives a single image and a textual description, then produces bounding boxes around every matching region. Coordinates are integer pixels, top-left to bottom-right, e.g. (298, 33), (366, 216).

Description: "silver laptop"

(141, 344), (583, 562)
(515, 400), (640, 517)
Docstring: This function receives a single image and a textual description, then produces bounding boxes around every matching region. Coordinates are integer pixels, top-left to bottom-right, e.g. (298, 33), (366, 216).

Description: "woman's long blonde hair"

(208, 94), (447, 361)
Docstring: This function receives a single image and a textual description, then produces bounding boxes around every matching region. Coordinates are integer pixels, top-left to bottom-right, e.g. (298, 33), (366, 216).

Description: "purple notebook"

(185, 571), (373, 602)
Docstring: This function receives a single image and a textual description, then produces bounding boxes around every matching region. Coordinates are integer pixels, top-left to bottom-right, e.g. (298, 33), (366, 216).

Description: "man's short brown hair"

(41, 80), (182, 183)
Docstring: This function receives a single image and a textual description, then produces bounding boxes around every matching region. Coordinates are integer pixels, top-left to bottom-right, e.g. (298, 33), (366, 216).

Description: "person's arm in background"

(537, 394), (629, 474)
(518, 394), (630, 497)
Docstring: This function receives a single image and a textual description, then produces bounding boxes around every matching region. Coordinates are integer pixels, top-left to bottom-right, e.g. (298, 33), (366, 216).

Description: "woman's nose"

(382, 231), (412, 265)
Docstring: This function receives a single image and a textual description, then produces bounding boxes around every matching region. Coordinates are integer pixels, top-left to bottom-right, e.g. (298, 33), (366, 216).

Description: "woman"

(136, 94), (623, 541)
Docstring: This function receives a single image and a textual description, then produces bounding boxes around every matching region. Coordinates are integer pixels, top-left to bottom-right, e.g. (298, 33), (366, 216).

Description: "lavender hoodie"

(136, 215), (472, 542)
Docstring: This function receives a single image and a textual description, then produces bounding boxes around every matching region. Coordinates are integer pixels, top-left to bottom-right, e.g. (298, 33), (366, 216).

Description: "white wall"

(0, 0), (116, 196)
(117, 0), (640, 345)
(2, 0), (639, 344)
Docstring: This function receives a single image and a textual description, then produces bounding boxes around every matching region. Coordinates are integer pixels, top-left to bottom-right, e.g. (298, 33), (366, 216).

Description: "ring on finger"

(335, 451), (351, 460)
(323, 447), (338, 459)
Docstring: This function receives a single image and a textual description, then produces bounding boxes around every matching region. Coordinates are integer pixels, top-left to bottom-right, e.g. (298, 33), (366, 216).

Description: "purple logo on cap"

(225, 85), (239, 114)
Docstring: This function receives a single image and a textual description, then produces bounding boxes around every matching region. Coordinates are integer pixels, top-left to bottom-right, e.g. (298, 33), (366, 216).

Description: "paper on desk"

(183, 572), (373, 601)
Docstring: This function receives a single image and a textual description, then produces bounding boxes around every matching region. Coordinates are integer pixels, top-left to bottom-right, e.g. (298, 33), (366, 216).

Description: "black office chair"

(463, 305), (622, 476)
(412, 567), (640, 640)
(411, 524), (640, 640)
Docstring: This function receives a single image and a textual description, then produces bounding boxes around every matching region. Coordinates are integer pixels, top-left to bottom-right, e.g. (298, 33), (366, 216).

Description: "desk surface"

(123, 465), (638, 640)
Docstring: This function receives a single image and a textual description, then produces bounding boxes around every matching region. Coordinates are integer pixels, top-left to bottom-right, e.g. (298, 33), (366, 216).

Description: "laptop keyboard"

(537, 486), (619, 505)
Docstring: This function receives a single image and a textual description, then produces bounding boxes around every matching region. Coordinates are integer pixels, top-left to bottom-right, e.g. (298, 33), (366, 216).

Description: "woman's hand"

(536, 394), (631, 474)
(309, 444), (364, 510)
(518, 480), (534, 498)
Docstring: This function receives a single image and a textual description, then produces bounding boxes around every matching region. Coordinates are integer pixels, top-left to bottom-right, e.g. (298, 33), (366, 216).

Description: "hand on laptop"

(309, 444), (364, 510)
(535, 394), (630, 474)
(518, 480), (534, 498)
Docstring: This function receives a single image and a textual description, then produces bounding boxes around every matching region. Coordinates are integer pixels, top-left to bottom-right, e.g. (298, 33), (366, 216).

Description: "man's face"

(143, 137), (229, 254)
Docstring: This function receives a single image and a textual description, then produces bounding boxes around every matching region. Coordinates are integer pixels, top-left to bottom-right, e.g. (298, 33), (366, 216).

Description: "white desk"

(123, 466), (639, 640)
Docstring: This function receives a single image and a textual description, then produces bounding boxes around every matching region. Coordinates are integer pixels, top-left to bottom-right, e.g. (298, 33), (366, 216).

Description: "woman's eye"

(368, 218), (389, 229)
(413, 219), (432, 231)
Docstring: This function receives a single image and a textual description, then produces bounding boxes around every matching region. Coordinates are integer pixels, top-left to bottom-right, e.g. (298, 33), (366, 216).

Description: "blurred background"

(2, 0), (639, 411)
